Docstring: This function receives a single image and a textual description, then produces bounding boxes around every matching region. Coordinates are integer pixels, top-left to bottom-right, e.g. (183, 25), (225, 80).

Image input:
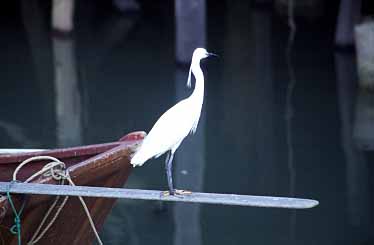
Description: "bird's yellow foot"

(162, 190), (171, 197)
(175, 189), (192, 195)
(162, 189), (192, 197)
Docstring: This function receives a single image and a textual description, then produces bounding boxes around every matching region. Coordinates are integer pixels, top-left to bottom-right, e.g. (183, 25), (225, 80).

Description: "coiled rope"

(7, 156), (103, 245)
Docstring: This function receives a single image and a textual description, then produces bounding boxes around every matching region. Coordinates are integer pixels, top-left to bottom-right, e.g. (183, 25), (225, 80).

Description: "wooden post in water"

(52, 0), (75, 33)
(175, 0), (206, 64)
(353, 19), (374, 150)
(354, 20), (374, 90)
(335, 52), (370, 227)
(52, 34), (83, 147)
(335, 0), (361, 47)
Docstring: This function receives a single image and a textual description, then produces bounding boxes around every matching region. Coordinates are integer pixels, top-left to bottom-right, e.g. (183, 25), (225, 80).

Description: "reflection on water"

(1, 1), (374, 245)
(354, 91), (374, 151)
(335, 52), (370, 229)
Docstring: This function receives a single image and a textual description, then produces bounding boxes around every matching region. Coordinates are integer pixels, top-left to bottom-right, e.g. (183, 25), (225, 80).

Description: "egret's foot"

(175, 189), (192, 195)
(161, 189), (192, 197)
(162, 190), (172, 197)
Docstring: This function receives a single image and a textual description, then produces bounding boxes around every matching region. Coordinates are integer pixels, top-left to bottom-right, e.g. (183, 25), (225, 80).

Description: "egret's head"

(192, 48), (217, 61)
(187, 48), (217, 88)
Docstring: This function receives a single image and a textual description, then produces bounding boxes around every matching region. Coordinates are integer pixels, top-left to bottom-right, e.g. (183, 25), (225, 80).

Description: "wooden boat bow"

(0, 131), (145, 245)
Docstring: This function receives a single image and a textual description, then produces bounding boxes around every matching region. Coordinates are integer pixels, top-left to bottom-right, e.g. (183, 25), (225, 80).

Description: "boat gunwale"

(0, 131), (145, 165)
(0, 139), (139, 208)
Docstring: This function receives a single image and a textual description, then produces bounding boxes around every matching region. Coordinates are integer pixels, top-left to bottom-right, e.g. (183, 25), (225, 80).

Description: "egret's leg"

(165, 151), (175, 195)
(163, 151), (192, 197)
(165, 152), (170, 167)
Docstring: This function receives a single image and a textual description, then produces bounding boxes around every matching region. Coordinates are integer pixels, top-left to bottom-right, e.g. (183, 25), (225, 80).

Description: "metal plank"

(0, 182), (319, 209)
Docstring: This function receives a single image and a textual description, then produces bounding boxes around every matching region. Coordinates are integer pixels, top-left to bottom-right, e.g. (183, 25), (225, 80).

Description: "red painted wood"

(0, 131), (145, 245)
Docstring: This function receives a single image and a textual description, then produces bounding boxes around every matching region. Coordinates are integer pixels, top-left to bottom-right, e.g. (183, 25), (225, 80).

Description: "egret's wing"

(190, 116), (200, 134)
(133, 100), (192, 164)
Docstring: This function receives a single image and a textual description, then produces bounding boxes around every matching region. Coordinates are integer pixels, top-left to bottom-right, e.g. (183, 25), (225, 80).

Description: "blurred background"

(1, 0), (374, 244)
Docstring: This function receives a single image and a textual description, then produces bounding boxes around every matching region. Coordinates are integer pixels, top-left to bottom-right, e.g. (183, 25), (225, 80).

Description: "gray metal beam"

(0, 182), (318, 209)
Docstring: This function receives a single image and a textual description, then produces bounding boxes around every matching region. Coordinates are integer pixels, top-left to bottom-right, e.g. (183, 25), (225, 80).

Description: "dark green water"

(1, 1), (373, 244)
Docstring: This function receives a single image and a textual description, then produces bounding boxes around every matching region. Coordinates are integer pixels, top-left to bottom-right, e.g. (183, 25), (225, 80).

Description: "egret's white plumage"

(131, 48), (211, 167)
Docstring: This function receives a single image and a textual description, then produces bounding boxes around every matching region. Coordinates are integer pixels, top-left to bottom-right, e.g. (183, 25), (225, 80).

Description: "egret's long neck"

(190, 61), (204, 103)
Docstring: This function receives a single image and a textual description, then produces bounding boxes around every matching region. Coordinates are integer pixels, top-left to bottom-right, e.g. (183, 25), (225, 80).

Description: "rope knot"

(10, 216), (21, 234)
(41, 161), (66, 181)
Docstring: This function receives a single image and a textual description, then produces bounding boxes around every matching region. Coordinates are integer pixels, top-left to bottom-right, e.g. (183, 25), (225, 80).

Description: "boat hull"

(0, 131), (144, 245)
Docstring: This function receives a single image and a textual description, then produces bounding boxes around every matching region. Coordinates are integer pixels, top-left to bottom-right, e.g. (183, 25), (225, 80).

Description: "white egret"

(131, 47), (216, 195)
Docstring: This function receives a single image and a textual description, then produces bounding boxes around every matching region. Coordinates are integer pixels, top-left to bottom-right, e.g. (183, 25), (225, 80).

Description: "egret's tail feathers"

(130, 141), (168, 167)
(130, 151), (150, 167)
(130, 154), (144, 167)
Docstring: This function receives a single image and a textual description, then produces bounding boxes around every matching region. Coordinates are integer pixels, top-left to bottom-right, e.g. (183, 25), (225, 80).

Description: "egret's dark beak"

(207, 52), (219, 58)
